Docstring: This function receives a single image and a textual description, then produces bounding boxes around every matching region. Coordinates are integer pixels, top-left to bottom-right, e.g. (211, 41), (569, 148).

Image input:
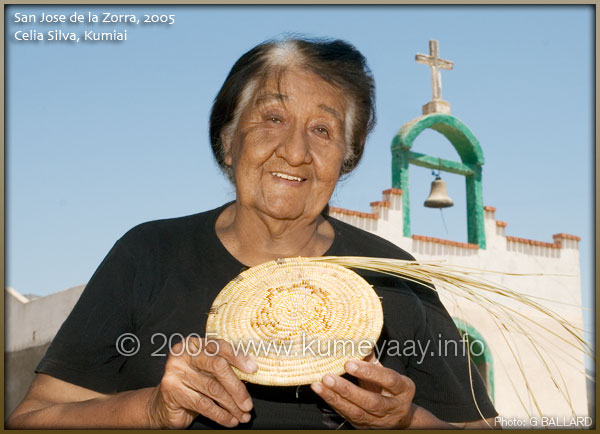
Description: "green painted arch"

(452, 317), (495, 403)
(390, 113), (486, 248)
(392, 114), (484, 166)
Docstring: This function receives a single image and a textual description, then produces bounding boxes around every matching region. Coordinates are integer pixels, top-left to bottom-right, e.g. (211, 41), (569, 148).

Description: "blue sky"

(5, 6), (594, 342)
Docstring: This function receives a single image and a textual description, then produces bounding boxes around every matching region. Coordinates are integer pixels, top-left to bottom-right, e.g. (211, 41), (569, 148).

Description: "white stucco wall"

(5, 285), (85, 353)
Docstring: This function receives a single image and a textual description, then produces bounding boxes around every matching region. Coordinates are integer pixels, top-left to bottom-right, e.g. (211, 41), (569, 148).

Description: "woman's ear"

(220, 131), (233, 166)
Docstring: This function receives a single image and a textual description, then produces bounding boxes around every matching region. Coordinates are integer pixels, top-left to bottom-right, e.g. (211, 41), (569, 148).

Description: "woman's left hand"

(310, 357), (416, 429)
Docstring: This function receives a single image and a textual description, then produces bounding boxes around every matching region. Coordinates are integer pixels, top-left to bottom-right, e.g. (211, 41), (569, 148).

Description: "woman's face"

(223, 68), (350, 222)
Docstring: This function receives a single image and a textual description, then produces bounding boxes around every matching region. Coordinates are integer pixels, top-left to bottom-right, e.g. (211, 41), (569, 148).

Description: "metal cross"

(416, 40), (453, 101)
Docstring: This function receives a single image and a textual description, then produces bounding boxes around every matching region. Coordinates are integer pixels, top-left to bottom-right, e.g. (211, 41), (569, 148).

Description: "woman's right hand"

(147, 336), (257, 429)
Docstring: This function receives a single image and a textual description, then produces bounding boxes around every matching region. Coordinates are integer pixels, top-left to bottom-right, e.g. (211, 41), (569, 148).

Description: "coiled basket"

(206, 257), (383, 386)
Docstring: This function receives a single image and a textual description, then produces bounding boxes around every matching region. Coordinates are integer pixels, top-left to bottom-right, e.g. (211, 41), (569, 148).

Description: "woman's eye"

(314, 126), (330, 137)
(267, 116), (282, 124)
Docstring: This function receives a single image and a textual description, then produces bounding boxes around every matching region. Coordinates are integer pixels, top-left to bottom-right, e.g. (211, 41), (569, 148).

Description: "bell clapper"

(439, 208), (449, 234)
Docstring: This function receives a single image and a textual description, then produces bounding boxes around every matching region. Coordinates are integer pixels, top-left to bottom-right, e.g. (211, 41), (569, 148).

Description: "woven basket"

(206, 257), (383, 386)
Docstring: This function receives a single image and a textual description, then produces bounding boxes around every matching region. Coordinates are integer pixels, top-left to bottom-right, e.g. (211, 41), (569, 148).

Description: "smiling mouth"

(271, 172), (306, 182)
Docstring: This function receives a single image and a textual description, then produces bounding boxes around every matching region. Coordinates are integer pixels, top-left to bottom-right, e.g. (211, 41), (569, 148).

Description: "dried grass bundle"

(312, 256), (592, 419)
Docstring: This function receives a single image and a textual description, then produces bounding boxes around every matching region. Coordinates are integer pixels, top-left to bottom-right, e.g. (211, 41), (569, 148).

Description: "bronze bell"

(424, 176), (454, 208)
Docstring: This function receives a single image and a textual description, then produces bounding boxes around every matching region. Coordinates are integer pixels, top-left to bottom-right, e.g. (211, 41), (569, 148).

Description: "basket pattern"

(206, 257), (383, 386)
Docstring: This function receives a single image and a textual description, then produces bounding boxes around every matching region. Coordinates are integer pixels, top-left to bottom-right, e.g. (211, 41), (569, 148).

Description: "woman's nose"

(275, 123), (312, 166)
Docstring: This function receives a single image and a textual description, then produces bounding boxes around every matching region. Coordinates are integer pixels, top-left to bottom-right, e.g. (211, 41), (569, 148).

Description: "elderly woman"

(8, 37), (497, 429)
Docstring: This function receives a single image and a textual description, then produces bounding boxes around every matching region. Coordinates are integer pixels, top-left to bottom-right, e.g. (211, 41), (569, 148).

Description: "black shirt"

(37, 203), (497, 428)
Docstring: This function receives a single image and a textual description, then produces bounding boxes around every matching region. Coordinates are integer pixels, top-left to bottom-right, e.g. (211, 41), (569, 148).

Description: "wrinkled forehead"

(246, 67), (348, 114)
(229, 65), (355, 158)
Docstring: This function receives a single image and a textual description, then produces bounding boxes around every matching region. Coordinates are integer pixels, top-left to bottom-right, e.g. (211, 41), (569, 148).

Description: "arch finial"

(415, 40), (454, 115)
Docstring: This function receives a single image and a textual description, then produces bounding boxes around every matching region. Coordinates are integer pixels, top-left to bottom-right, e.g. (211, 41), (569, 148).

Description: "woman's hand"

(310, 357), (416, 429)
(147, 336), (257, 429)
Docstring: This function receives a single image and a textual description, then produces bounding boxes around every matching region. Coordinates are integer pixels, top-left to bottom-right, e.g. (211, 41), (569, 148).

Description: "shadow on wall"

(4, 285), (86, 420)
(5, 343), (52, 417)
(586, 368), (596, 427)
